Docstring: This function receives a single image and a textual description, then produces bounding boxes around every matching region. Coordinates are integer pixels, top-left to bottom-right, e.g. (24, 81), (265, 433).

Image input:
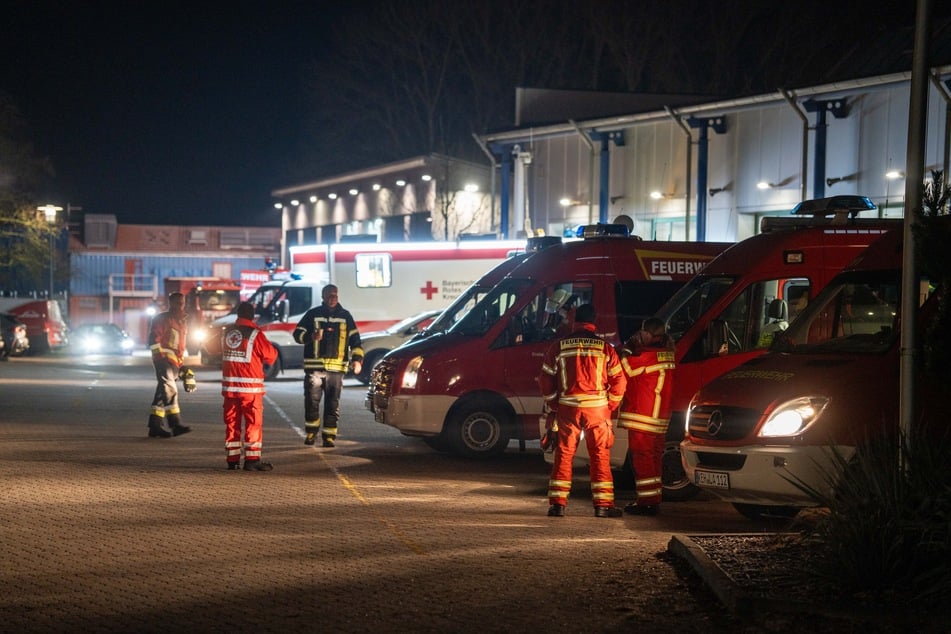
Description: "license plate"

(695, 470), (730, 489)
(374, 409), (386, 424)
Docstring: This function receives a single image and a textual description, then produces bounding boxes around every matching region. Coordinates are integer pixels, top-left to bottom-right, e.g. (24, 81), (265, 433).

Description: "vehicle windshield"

(656, 275), (736, 343)
(449, 278), (533, 336)
(421, 285), (495, 336)
(773, 270), (901, 355)
(197, 290), (239, 313)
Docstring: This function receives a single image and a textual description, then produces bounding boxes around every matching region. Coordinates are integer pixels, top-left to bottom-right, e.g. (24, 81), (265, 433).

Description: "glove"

(179, 366), (198, 393)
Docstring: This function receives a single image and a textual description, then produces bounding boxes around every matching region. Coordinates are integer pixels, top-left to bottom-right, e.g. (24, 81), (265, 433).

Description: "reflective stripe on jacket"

(539, 323), (625, 412)
(293, 304), (364, 373)
(221, 318), (278, 396)
(149, 311), (187, 367)
(618, 348), (675, 434)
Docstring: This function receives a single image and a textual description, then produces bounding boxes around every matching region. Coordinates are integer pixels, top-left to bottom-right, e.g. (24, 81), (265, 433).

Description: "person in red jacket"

(147, 292), (192, 438)
(618, 317), (676, 516)
(538, 303), (627, 518)
(221, 301), (278, 471)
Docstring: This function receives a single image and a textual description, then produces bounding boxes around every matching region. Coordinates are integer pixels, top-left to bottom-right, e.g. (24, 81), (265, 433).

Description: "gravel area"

(683, 523), (949, 633)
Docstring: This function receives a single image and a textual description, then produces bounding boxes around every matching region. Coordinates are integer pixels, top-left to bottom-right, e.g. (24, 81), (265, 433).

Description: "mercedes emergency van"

(681, 225), (947, 520)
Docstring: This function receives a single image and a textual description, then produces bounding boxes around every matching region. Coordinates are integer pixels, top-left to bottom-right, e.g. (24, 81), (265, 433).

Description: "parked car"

(70, 323), (136, 355)
(0, 312), (30, 357)
(355, 309), (441, 384)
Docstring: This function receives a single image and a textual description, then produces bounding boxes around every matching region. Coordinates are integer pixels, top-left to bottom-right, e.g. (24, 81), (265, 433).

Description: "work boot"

(147, 414), (171, 438)
(594, 506), (623, 518)
(165, 413), (191, 436)
(547, 504), (566, 517)
(243, 460), (273, 472)
(322, 437), (335, 448)
(304, 432), (317, 446)
(227, 462), (241, 470)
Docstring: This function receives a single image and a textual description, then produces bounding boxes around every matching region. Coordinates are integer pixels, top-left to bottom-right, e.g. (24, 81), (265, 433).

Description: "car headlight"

(121, 338), (134, 350)
(400, 356), (424, 390)
(759, 396), (829, 437)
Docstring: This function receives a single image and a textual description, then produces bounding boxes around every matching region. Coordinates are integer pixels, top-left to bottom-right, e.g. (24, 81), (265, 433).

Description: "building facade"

(273, 66), (951, 250)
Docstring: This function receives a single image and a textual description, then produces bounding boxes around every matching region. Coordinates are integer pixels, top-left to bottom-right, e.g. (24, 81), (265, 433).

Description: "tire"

(662, 440), (701, 502)
(357, 350), (386, 384)
(732, 503), (801, 522)
(446, 399), (511, 458)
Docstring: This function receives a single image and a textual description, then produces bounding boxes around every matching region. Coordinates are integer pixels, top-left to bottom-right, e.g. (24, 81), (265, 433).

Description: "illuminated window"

(355, 253), (392, 288)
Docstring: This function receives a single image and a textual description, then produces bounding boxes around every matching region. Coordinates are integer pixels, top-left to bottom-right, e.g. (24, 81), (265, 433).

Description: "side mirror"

(278, 299), (290, 322)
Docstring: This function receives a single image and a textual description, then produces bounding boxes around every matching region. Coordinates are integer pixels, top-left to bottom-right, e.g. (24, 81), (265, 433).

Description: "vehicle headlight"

(400, 356), (424, 390)
(193, 328), (207, 343)
(83, 336), (102, 352)
(759, 396), (829, 437)
(121, 338), (134, 350)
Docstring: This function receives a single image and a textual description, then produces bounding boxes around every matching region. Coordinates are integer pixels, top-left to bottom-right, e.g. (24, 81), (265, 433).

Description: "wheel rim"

(460, 413), (501, 451)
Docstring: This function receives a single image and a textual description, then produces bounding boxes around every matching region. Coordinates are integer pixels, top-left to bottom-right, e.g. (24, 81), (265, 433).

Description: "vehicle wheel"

(732, 503), (801, 522)
(357, 350), (386, 384)
(421, 434), (452, 453)
(446, 400), (511, 458)
(264, 356), (282, 380)
(662, 440), (701, 502)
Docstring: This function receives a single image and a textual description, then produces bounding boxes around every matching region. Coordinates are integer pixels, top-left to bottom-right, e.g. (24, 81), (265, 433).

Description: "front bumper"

(680, 439), (854, 506)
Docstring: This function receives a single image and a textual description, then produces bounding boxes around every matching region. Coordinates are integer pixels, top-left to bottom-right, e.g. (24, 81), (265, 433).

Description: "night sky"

(2, 1), (943, 229)
(2, 1), (334, 227)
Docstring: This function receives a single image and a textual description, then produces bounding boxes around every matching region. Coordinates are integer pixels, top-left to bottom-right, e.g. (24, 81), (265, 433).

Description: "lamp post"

(38, 204), (63, 298)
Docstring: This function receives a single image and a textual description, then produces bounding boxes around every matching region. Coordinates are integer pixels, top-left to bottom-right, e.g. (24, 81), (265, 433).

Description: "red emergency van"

(681, 225), (947, 520)
(367, 225), (729, 457)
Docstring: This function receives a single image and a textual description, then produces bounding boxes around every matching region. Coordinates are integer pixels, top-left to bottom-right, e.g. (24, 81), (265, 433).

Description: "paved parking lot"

(1, 354), (790, 632)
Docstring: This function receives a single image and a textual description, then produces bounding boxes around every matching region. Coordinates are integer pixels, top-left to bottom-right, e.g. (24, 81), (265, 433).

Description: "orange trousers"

(223, 394), (264, 464)
(548, 405), (615, 509)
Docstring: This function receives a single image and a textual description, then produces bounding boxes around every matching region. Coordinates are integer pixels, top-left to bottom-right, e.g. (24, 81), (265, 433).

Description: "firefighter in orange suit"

(147, 292), (192, 438)
(618, 317), (676, 516)
(221, 302), (278, 471)
(538, 303), (626, 518)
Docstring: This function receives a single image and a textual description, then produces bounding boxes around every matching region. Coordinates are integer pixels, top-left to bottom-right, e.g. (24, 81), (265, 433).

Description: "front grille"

(688, 405), (761, 441)
(695, 452), (747, 470)
(369, 357), (397, 411)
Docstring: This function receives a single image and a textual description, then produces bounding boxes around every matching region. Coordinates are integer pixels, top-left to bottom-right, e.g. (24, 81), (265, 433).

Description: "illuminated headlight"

(82, 336), (102, 352)
(193, 328), (207, 343)
(120, 338), (134, 350)
(400, 356), (424, 390)
(759, 397), (829, 437)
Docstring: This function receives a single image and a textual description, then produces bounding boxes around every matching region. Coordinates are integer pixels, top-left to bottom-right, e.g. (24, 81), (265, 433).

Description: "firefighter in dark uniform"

(293, 284), (364, 447)
(147, 292), (193, 438)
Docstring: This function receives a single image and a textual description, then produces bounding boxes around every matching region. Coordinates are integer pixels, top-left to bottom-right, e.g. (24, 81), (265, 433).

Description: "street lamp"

(38, 204), (63, 298)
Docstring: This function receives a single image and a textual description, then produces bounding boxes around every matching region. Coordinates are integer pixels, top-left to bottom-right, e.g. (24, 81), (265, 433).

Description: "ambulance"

(366, 224), (730, 457)
(561, 196), (900, 500)
(204, 237), (526, 377)
(681, 225), (948, 520)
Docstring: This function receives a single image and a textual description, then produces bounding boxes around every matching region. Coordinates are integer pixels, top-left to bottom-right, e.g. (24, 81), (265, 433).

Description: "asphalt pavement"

(0, 351), (827, 633)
